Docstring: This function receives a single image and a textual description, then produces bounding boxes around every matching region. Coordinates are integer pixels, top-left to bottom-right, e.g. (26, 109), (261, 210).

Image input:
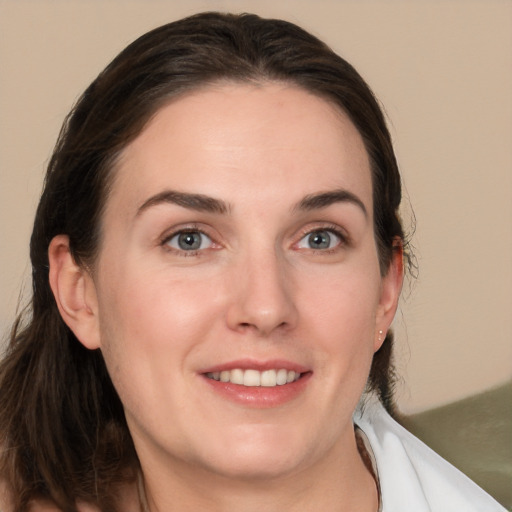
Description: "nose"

(226, 249), (299, 337)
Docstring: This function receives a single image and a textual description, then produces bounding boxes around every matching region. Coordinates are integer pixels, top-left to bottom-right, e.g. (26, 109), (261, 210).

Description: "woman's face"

(81, 83), (401, 480)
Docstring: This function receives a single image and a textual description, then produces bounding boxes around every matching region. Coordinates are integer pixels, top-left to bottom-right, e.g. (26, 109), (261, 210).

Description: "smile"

(206, 369), (301, 387)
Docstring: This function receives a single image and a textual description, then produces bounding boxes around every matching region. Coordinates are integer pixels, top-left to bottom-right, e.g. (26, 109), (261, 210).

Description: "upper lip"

(199, 359), (310, 374)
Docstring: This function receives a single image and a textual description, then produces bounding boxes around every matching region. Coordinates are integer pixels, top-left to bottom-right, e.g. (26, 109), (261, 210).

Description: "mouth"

(205, 368), (302, 387)
(200, 361), (311, 407)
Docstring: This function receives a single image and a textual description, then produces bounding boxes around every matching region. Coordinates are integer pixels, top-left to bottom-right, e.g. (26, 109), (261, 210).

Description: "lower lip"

(201, 373), (312, 408)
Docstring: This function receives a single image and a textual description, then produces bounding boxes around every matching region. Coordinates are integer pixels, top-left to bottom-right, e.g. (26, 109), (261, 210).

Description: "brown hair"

(0, 12), (408, 511)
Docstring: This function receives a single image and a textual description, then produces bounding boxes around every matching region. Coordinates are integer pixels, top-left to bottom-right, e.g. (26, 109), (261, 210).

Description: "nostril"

(236, 320), (290, 335)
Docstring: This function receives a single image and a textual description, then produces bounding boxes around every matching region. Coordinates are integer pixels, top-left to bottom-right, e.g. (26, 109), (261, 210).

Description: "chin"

(206, 451), (305, 482)
(194, 427), (318, 481)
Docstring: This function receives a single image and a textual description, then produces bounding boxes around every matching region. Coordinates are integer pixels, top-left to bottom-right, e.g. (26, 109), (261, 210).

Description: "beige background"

(0, 0), (510, 414)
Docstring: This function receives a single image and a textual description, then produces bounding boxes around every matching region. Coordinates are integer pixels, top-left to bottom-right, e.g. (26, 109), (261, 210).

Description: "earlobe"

(375, 239), (404, 351)
(48, 235), (101, 350)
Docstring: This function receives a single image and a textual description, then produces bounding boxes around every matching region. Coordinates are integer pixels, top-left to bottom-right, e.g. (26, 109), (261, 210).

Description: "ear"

(48, 235), (101, 350)
(374, 239), (404, 351)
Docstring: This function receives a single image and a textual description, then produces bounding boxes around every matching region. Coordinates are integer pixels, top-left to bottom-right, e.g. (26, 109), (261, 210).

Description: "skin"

(49, 83), (402, 511)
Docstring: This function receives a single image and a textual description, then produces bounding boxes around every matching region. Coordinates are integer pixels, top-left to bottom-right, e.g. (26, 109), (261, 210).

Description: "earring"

(378, 330), (384, 342)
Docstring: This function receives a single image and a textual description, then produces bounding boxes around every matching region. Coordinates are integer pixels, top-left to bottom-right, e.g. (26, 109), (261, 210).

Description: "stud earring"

(378, 330), (384, 342)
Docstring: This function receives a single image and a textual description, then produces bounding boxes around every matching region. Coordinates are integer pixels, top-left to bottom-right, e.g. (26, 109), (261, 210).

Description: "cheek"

(94, 256), (224, 370)
(301, 261), (381, 331)
(301, 262), (381, 373)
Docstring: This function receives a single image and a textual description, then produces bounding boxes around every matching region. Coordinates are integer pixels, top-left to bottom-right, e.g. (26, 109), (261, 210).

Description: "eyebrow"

(136, 187), (367, 218)
(294, 189), (368, 217)
(136, 190), (230, 216)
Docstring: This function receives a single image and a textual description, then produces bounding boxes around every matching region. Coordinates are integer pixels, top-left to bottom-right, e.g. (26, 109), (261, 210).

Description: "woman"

(0, 12), (505, 512)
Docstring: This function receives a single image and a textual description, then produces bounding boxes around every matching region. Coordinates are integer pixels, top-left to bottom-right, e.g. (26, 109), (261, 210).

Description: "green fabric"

(400, 381), (512, 510)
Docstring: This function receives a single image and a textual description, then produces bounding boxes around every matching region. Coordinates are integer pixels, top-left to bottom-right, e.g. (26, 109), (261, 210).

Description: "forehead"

(108, 82), (372, 218)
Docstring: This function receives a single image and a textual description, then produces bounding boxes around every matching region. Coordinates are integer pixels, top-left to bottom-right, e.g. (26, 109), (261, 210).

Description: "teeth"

(276, 368), (288, 385)
(206, 368), (301, 387)
(230, 368), (244, 385)
(260, 369), (276, 387)
(244, 369), (260, 386)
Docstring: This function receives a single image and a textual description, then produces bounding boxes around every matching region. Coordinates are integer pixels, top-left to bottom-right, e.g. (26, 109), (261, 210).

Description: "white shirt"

(354, 397), (507, 512)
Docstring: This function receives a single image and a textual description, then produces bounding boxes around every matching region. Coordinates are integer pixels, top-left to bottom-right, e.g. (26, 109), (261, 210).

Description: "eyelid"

(160, 224), (220, 255)
(292, 223), (350, 251)
(166, 231), (213, 250)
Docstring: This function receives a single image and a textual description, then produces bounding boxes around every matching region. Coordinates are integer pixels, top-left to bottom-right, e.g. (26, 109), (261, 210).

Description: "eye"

(296, 229), (342, 250)
(165, 230), (213, 252)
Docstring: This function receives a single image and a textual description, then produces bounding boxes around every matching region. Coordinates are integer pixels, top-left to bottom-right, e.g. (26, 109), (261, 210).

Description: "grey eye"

(297, 229), (341, 250)
(166, 231), (212, 251)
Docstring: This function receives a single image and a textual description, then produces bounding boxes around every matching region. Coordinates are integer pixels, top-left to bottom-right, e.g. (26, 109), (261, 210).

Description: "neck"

(136, 430), (378, 512)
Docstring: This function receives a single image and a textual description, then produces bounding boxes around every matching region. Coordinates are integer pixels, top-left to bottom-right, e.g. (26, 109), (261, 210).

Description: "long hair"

(0, 12), (406, 511)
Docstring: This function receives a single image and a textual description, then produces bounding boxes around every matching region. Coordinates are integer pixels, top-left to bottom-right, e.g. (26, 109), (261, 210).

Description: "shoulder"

(26, 502), (100, 512)
(354, 397), (507, 512)
(27, 503), (61, 512)
(0, 498), (101, 512)
(0, 484), (59, 512)
(0, 480), (138, 512)
(0, 479), (13, 512)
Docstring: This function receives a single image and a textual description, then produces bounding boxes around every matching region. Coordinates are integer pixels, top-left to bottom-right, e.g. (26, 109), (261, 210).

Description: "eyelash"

(294, 224), (349, 254)
(160, 225), (217, 257)
(159, 223), (349, 258)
